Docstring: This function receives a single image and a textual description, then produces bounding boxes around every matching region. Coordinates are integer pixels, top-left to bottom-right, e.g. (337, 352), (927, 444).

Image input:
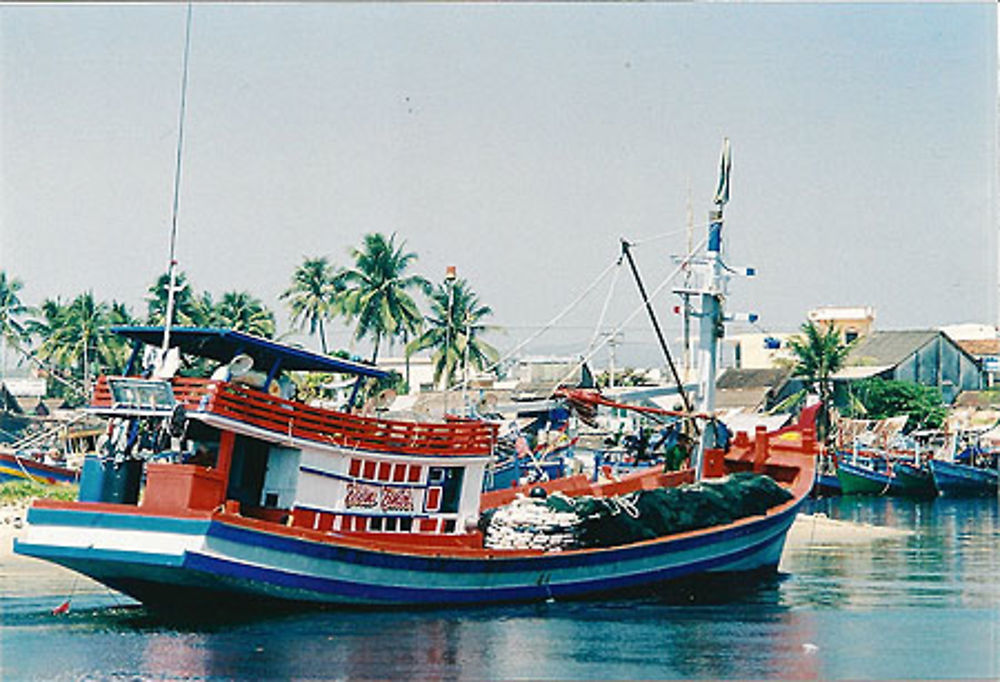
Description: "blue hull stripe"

(201, 502), (798, 575)
(179, 531), (783, 604)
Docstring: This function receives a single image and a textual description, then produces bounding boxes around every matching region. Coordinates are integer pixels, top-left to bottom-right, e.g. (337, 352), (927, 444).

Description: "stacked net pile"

(482, 472), (793, 551)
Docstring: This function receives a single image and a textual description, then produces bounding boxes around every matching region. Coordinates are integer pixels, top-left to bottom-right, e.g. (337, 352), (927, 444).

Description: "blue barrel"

(78, 455), (142, 504)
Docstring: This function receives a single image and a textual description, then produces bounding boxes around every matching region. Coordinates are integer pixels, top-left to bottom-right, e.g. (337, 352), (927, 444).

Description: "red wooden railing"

(91, 376), (496, 457)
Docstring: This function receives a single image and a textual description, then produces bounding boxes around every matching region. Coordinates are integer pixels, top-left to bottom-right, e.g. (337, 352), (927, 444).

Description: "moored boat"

(929, 458), (998, 497)
(14, 142), (818, 610)
(15, 326), (816, 609)
(836, 457), (895, 496)
(0, 450), (80, 485)
(892, 461), (938, 499)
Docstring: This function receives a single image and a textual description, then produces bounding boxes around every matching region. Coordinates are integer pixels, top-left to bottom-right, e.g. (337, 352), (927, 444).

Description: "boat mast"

(162, 2), (193, 358)
(679, 139), (739, 481)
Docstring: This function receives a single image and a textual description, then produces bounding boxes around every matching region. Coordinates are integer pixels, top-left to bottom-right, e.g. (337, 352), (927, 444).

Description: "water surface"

(2, 497), (998, 679)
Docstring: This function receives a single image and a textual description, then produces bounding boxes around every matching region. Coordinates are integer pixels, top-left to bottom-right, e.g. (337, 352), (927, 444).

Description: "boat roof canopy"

(112, 326), (389, 379)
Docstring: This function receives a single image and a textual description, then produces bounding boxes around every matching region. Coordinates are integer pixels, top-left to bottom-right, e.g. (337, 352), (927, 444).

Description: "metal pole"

(462, 313), (471, 410)
(162, 2), (193, 356)
(620, 239), (695, 416)
(443, 266), (456, 415)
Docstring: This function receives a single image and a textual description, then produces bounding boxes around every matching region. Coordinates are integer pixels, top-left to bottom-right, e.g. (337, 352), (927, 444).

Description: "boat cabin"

(83, 327), (496, 537)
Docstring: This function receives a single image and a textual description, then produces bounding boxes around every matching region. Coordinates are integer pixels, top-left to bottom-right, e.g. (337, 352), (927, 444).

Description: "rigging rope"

(542, 233), (710, 398)
(451, 257), (621, 388)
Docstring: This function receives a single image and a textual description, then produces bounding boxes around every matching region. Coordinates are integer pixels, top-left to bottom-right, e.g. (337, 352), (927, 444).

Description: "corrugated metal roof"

(846, 330), (940, 368)
(832, 365), (894, 380)
(716, 368), (791, 390)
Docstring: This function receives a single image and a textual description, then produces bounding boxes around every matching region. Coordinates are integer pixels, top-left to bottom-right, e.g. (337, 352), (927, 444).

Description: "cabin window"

(407, 465), (422, 483)
(424, 487), (442, 512)
(427, 466), (464, 514)
(399, 518), (413, 532)
(392, 464), (407, 482)
(377, 462), (392, 482)
(363, 460), (377, 480)
(349, 458), (362, 478)
(443, 520), (456, 534)
(368, 517), (383, 532)
(384, 517), (398, 532)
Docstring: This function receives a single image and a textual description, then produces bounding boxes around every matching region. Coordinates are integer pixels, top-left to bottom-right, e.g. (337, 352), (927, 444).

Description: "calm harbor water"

(2, 497), (998, 680)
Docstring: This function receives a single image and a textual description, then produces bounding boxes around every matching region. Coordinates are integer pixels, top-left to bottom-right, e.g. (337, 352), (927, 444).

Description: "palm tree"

(35, 292), (132, 395)
(210, 291), (276, 338)
(407, 279), (499, 390)
(0, 271), (33, 408)
(787, 320), (852, 440)
(337, 233), (429, 363)
(146, 271), (208, 327)
(0, 271), (31, 349)
(281, 256), (340, 354)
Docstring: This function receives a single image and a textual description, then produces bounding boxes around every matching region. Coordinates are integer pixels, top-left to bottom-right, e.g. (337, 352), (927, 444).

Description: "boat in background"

(836, 456), (896, 496)
(928, 458), (998, 496)
(0, 450), (80, 485)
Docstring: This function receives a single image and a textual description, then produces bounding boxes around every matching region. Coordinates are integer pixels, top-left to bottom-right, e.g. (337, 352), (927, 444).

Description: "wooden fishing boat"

(929, 458), (998, 497)
(14, 326), (815, 609)
(836, 457), (895, 496)
(892, 461), (937, 498)
(0, 450), (80, 485)
(15, 142), (817, 610)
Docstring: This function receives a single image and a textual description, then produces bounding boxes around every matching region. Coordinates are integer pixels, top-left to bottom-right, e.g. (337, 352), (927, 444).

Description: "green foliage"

(847, 378), (947, 432)
(0, 480), (78, 504)
(337, 233), (429, 362)
(281, 257), (341, 353)
(146, 271), (209, 326)
(209, 291), (276, 338)
(787, 320), (852, 440)
(0, 271), (33, 350)
(29, 292), (135, 401)
(406, 278), (499, 389)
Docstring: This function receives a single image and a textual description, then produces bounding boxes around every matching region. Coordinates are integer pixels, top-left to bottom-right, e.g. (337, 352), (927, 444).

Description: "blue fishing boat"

(929, 458), (998, 497)
(15, 141), (816, 610)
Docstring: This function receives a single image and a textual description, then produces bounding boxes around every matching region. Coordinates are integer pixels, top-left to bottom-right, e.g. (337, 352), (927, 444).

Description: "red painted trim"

(92, 375), (498, 457)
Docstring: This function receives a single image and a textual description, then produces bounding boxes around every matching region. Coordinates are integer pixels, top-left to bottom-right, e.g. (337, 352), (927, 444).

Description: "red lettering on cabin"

(381, 486), (414, 513)
(345, 482), (379, 510)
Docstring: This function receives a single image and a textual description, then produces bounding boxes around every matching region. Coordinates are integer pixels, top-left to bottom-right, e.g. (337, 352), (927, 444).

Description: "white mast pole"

(162, 2), (193, 357)
(693, 139), (731, 481)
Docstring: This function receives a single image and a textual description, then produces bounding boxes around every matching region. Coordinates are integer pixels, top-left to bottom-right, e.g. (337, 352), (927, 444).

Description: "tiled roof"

(955, 339), (1000, 357)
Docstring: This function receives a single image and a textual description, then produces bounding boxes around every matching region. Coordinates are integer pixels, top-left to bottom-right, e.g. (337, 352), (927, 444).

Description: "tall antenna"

(162, 2), (193, 356)
(683, 177), (694, 380)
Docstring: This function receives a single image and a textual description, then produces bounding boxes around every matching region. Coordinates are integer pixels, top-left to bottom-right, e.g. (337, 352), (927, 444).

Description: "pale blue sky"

(1, 3), (996, 366)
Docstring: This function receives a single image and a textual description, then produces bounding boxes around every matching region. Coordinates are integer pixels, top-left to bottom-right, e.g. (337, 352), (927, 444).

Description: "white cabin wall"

(261, 446), (301, 508)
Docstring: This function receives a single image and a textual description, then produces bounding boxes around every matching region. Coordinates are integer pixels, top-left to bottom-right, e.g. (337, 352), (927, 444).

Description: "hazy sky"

(1, 3), (996, 367)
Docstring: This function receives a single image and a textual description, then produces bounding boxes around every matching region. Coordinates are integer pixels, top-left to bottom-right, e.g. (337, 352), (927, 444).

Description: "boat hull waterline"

(929, 459), (998, 497)
(16, 492), (804, 608)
